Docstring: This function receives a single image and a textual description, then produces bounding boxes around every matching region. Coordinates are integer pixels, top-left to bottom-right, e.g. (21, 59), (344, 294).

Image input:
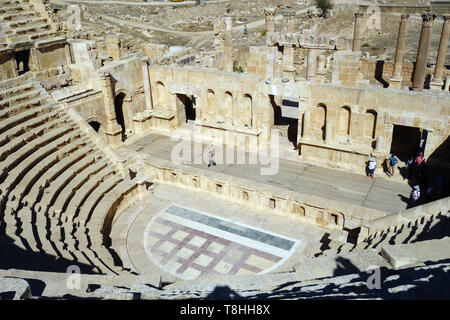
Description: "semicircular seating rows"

(0, 76), (139, 275)
(315, 209), (450, 257)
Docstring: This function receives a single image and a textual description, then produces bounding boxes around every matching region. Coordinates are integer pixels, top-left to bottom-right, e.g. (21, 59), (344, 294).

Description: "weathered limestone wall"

(142, 43), (169, 59)
(331, 51), (363, 87)
(148, 65), (266, 130)
(35, 42), (68, 70)
(299, 82), (450, 172)
(70, 40), (100, 83)
(360, 59), (419, 88)
(246, 46), (278, 80)
(0, 50), (18, 81)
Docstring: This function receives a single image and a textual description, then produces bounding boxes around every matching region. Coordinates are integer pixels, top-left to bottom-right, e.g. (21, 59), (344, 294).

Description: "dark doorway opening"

(390, 125), (421, 161)
(269, 95), (298, 147)
(89, 121), (101, 132)
(176, 93), (196, 123)
(15, 49), (30, 75)
(114, 93), (126, 141)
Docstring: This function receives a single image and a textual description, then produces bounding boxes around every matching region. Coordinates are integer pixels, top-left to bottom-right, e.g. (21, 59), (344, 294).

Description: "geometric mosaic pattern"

(143, 205), (299, 280)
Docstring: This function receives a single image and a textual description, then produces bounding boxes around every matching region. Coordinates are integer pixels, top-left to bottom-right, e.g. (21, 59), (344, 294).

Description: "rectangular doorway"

(390, 125), (421, 160)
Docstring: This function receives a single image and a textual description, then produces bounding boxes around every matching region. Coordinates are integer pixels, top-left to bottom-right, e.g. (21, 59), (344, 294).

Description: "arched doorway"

(176, 93), (195, 124)
(15, 49), (30, 75)
(114, 92), (126, 141)
(89, 121), (101, 132)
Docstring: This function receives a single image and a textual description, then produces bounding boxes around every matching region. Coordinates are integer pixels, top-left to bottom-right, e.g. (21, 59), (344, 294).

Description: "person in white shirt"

(367, 157), (376, 180)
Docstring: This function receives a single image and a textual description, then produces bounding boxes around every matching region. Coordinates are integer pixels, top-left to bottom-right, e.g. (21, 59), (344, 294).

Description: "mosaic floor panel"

(143, 205), (300, 280)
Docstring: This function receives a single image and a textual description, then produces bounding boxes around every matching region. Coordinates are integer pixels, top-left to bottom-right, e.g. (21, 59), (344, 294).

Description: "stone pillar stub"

(412, 12), (435, 92)
(306, 48), (317, 81)
(390, 14), (409, 89)
(430, 15), (450, 90)
(353, 11), (364, 52)
(264, 7), (276, 45)
(141, 58), (153, 111)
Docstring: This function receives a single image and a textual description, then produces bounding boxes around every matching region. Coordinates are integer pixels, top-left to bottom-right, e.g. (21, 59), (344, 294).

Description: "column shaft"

(353, 11), (364, 52)
(390, 14), (409, 89)
(431, 16), (450, 88)
(264, 7), (276, 45)
(412, 12), (435, 91)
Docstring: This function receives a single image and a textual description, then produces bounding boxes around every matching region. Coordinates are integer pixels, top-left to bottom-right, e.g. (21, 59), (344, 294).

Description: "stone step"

(15, 207), (40, 252)
(22, 148), (99, 209)
(5, 23), (51, 36)
(65, 167), (116, 223)
(51, 221), (106, 274)
(0, 103), (53, 135)
(73, 227), (121, 275)
(0, 130), (80, 200)
(0, 4), (34, 15)
(0, 96), (46, 120)
(7, 30), (59, 44)
(6, 17), (48, 28)
(89, 179), (136, 231)
(0, 87), (44, 109)
(0, 109), (61, 148)
(77, 174), (123, 225)
(7, 138), (90, 212)
(51, 159), (108, 222)
(0, 122), (74, 182)
(0, 113), (65, 161)
(0, 11), (38, 22)
(0, 81), (37, 100)
(35, 148), (102, 215)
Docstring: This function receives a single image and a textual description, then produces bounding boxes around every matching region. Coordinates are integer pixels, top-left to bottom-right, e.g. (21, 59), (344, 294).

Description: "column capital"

(282, 10), (296, 17)
(98, 70), (111, 80)
(264, 7), (276, 17)
(421, 12), (435, 27)
(400, 13), (410, 21)
(140, 57), (150, 65)
(308, 8), (322, 19)
(355, 10), (364, 18)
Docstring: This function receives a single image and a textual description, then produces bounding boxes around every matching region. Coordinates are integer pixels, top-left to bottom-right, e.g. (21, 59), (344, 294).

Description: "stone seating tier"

(0, 77), (139, 275)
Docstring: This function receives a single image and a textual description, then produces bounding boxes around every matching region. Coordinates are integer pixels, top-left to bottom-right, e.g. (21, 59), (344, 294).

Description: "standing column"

(430, 15), (450, 90)
(264, 7), (276, 45)
(224, 17), (233, 72)
(98, 71), (123, 147)
(303, 110), (311, 138)
(141, 57), (153, 111)
(284, 10), (296, 33)
(306, 49), (317, 81)
(308, 7), (320, 33)
(413, 12), (435, 92)
(282, 46), (296, 80)
(390, 14), (409, 89)
(352, 11), (364, 52)
(306, 8), (321, 81)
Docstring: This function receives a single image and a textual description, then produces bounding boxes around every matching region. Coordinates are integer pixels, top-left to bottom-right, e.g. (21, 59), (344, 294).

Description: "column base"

(389, 77), (402, 89)
(283, 68), (296, 80)
(429, 78), (444, 90)
(104, 124), (123, 148)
